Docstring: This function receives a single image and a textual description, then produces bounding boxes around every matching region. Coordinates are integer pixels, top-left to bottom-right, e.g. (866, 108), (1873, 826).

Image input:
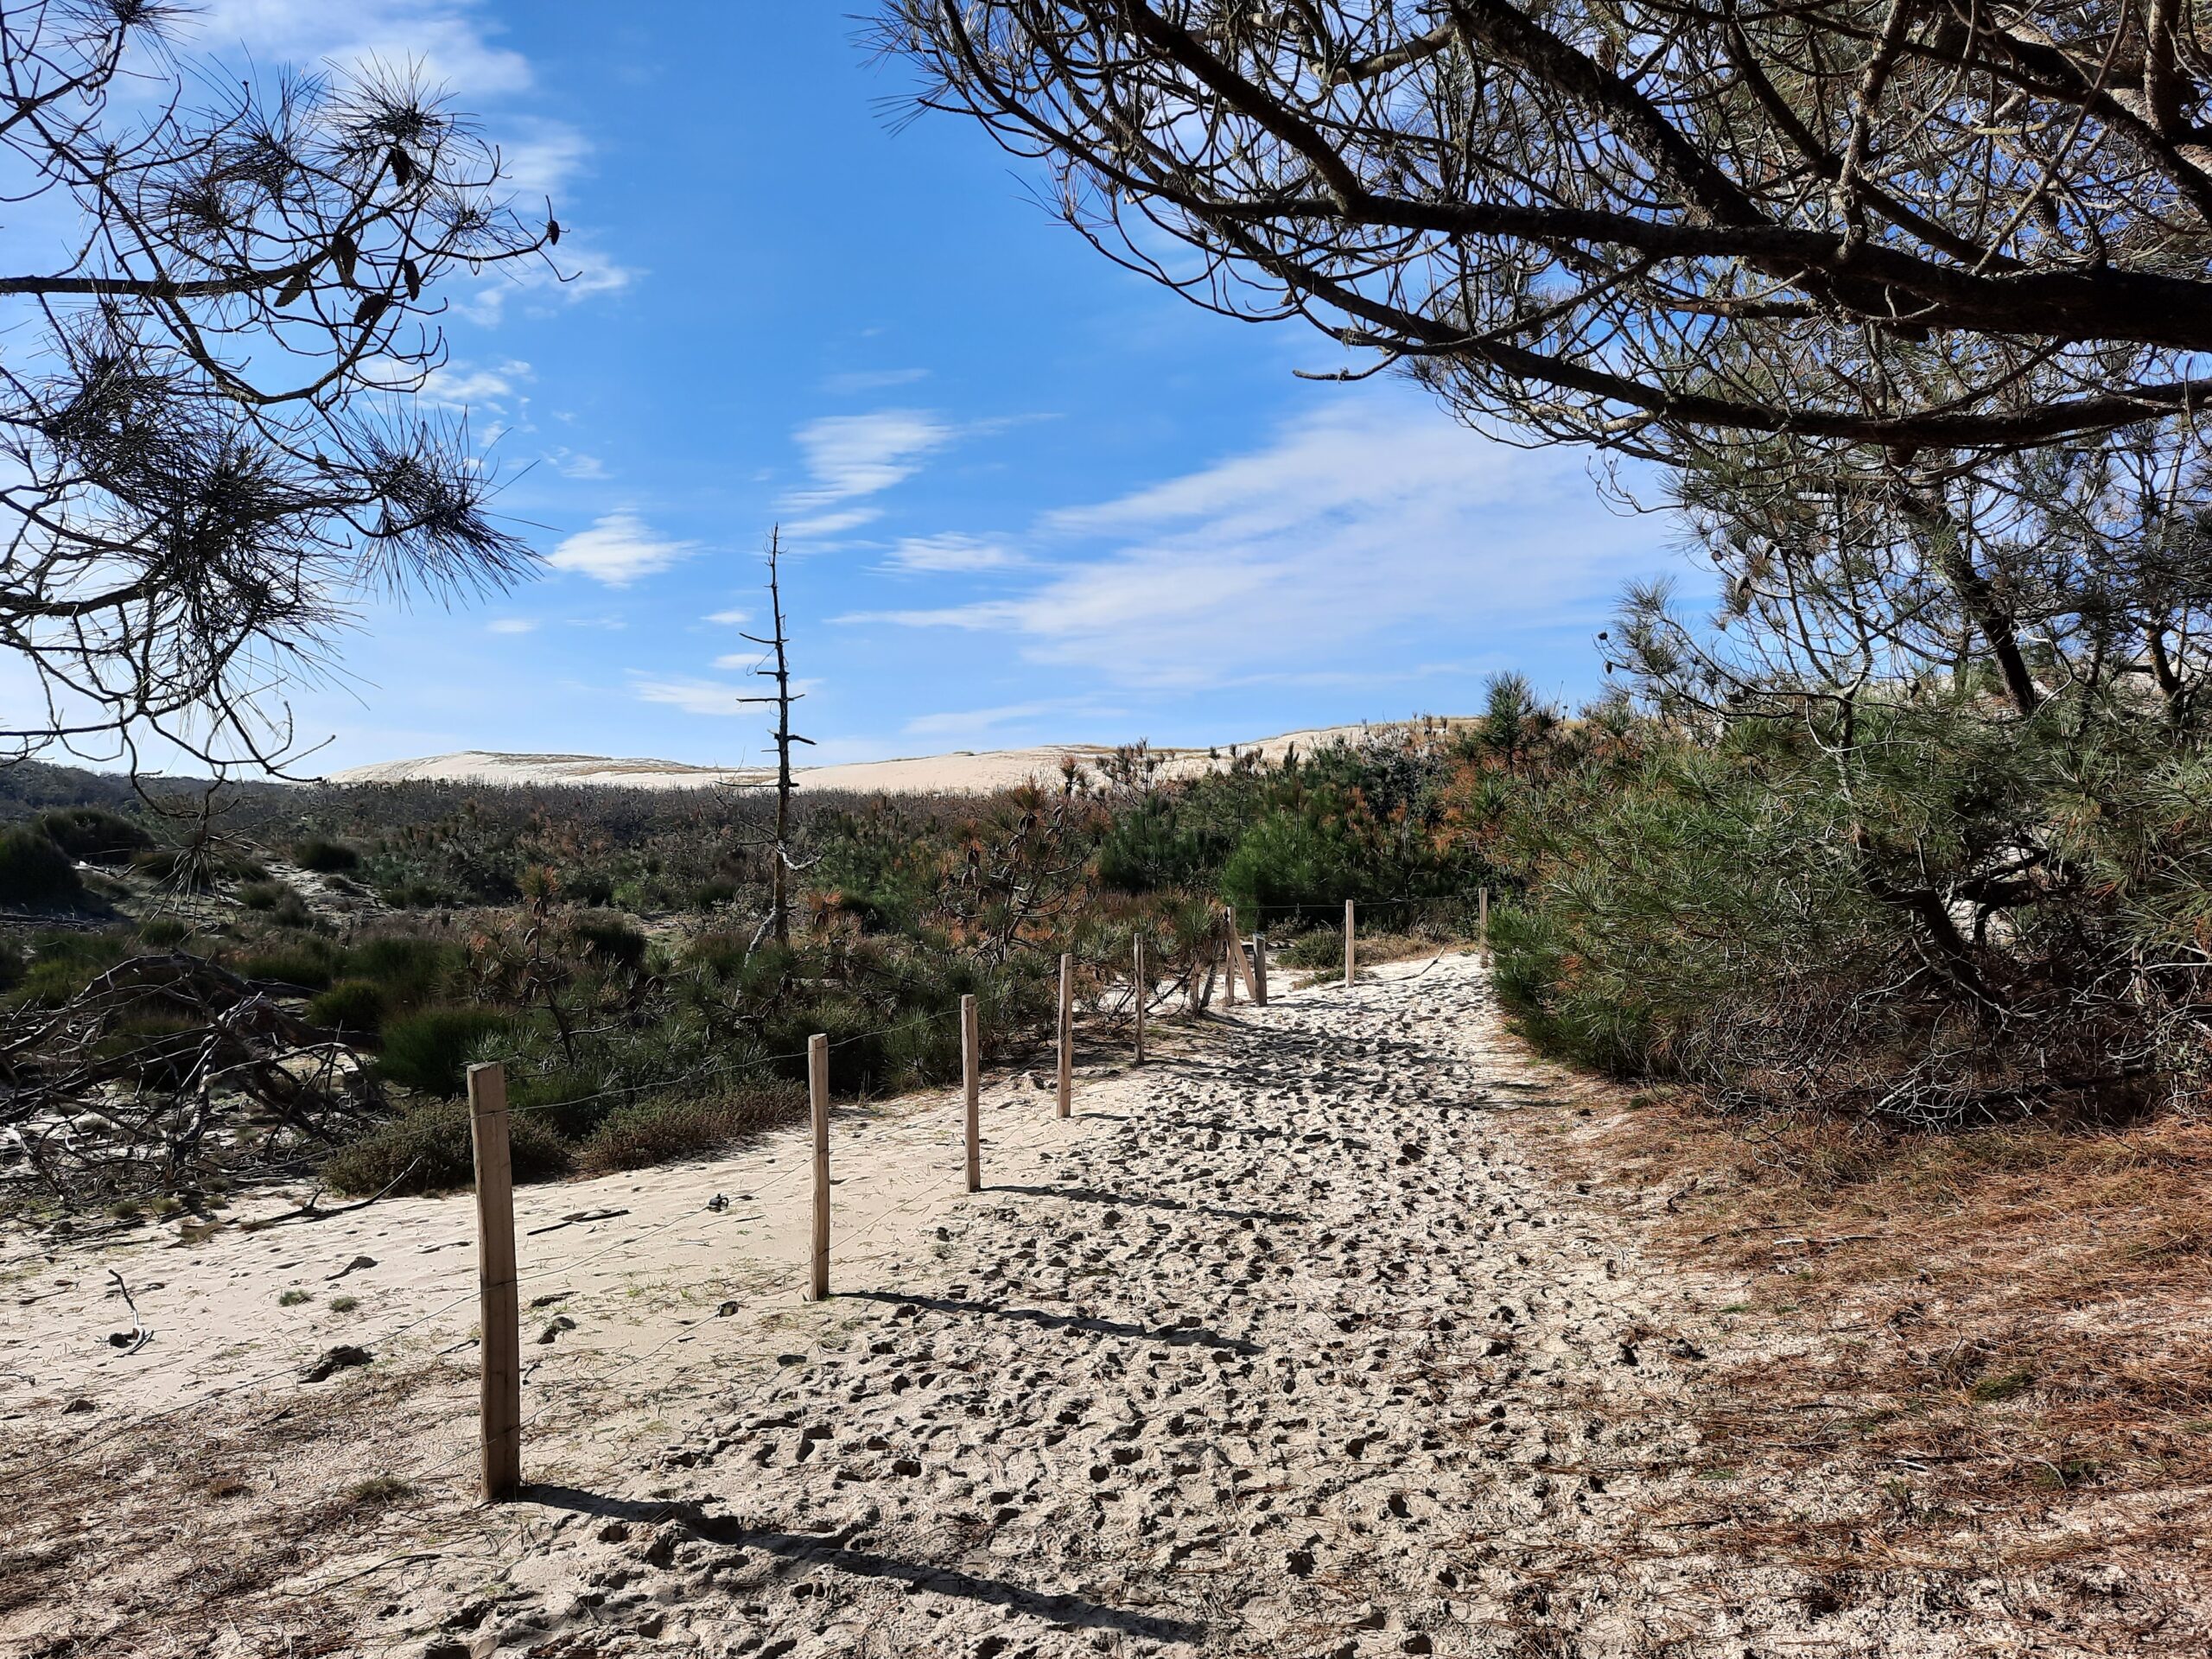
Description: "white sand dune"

(324, 721), (1470, 796)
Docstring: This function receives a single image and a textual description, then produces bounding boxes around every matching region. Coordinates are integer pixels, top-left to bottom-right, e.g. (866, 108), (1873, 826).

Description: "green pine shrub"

(343, 934), (462, 1009)
(308, 977), (387, 1037)
(375, 1006), (520, 1097)
(237, 936), (343, 989)
(35, 807), (150, 866)
(0, 825), (84, 908)
(569, 912), (648, 972)
(322, 1097), (571, 1196)
(290, 837), (361, 873)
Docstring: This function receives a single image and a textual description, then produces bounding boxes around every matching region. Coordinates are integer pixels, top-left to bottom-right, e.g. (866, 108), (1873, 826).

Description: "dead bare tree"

(0, 1), (562, 779)
(738, 528), (815, 948)
(877, 2), (2212, 461)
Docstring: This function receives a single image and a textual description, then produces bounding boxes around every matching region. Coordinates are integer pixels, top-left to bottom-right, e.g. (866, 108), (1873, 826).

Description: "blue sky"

(187, 2), (1679, 772)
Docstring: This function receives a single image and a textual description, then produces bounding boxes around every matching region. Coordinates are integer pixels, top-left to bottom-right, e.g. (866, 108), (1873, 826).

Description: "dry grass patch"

(1546, 1086), (2212, 1580)
(574, 1081), (808, 1173)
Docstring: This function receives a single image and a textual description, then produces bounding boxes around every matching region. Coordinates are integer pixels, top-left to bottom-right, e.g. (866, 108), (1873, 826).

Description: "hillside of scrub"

(0, 724), (1495, 1226)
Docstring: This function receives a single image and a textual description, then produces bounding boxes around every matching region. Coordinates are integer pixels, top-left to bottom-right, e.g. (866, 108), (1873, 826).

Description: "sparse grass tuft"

(345, 1475), (416, 1506)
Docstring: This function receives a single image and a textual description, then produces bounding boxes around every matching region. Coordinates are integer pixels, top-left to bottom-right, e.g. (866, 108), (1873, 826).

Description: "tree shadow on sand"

(847, 1288), (1261, 1356)
(518, 1485), (1206, 1643)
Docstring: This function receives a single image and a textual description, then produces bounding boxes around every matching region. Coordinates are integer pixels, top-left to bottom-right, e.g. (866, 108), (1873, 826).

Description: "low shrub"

(575, 1082), (807, 1173)
(322, 1097), (570, 1196)
(375, 1005), (520, 1097)
(137, 916), (191, 949)
(1277, 927), (1345, 974)
(308, 977), (386, 1038)
(377, 880), (454, 910)
(234, 880), (293, 912)
(237, 936), (342, 989)
(505, 1065), (620, 1140)
(570, 913), (648, 973)
(1217, 812), (1363, 918)
(290, 837), (361, 874)
(130, 843), (268, 891)
(35, 807), (150, 866)
(0, 825), (84, 908)
(343, 933), (461, 1009)
(3, 931), (130, 1008)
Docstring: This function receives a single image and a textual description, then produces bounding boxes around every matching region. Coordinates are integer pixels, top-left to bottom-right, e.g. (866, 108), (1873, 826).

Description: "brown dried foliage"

(1558, 1087), (2212, 1578)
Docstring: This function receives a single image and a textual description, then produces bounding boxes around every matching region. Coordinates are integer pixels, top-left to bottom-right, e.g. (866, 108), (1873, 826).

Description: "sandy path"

(321, 953), (2110, 1658)
(7, 954), (2189, 1656)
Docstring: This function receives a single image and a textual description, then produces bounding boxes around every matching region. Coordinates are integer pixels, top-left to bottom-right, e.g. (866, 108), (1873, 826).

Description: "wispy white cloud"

(549, 448), (608, 480)
(833, 601), (1024, 632)
(881, 533), (1020, 574)
(460, 243), (638, 327)
(823, 367), (930, 394)
(423, 359), (533, 408)
(705, 607), (753, 626)
(632, 675), (819, 716)
(834, 399), (1658, 687)
(500, 116), (594, 196)
(781, 506), (882, 540)
(547, 512), (696, 587)
(711, 652), (764, 671)
(786, 410), (952, 510)
(189, 0), (535, 96)
(486, 617), (538, 635)
(902, 702), (1052, 740)
(632, 677), (747, 716)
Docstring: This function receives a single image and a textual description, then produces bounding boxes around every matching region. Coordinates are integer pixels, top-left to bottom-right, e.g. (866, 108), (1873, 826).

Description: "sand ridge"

(321, 723), (1467, 797)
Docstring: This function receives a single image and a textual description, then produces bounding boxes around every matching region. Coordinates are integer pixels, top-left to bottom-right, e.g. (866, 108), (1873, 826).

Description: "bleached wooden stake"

(1057, 952), (1074, 1118)
(1133, 936), (1147, 1065)
(1253, 928), (1269, 1007)
(1221, 905), (1257, 1003)
(467, 1061), (520, 1503)
(807, 1033), (830, 1300)
(1479, 886), (1491, 955)
(961, 994), (980, 1193)
(1344, 899), (1357, 987)
(1222, 906), (1236, 1007)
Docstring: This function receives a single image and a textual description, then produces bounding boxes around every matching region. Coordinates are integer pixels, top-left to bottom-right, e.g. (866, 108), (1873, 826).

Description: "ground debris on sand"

(4, 954), (2202, 1656)
(340, 955), (2203, 1657)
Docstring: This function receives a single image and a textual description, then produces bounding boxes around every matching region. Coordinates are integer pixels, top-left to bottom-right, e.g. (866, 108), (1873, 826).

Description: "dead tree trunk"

(740, 528), (812, 947)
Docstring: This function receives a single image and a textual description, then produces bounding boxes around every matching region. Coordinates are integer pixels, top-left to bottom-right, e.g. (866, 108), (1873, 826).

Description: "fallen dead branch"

(1, 951), (384, 1211)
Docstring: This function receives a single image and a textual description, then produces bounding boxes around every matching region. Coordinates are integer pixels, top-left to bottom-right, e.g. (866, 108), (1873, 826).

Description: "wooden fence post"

(808, 1033), (830, 1301)
(1057, 952), (1074, 1118)
(1344, 899), (1357, 987)
(1222, 905), (1262, 1005)
(1479, 886), (1491, 954)
(467, 1061), (520, 1503)
(1253, 927), (1268, 1007)
(962, 994), (981, 1194)
(1222, 906), (1237, 1007)
(1133, 936), (1146, 1065)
